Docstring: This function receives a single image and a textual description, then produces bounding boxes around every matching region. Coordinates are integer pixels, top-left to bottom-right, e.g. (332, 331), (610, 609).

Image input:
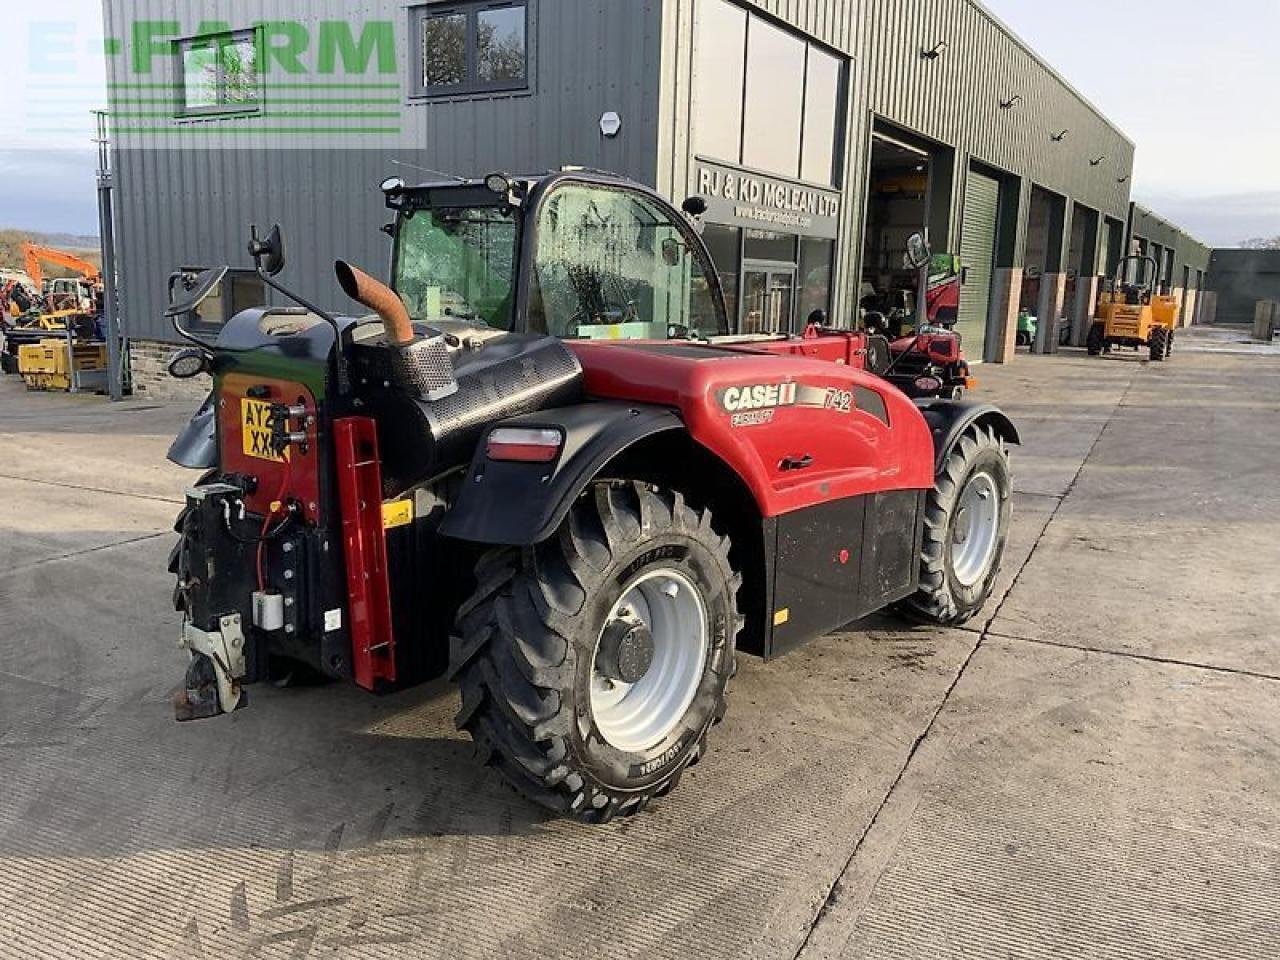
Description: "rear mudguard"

(168, 390), (217, 469)
(914, 399), (1020, 474)
(439, 402), (683, 546)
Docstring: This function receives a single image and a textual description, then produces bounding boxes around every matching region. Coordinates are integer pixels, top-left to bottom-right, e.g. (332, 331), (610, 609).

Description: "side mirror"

(905, 232), (931, 270)
(681, 195), (708, 218)
(248, 224), (286, 277)
(164, 266), (228, 318)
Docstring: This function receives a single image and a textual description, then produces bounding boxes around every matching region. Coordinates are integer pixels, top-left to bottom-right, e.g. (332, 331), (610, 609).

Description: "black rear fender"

(439, 402), (684, 546)
(914, 399), (1020, 474)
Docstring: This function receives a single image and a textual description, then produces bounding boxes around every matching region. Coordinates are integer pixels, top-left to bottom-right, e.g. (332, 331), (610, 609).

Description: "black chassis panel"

(179, 484), (351, 685)
(767, 489), (924, 658)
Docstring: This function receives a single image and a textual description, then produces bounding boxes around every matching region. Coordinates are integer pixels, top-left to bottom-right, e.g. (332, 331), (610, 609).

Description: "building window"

(702, 224), (742, 325)
(694, 0), (846, 186)
(798, 236), (834, 323)
(742, 19), (806, 178)
(412, 2), (529, 97)
(693, 0), (747, 165)
(176, 30), (261, 117)
(181, 268), (266, 331)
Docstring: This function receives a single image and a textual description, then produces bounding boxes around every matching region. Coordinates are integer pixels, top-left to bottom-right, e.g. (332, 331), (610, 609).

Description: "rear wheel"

(450, 482), (742, 821)
(1086, 322), (1105, 356)
(1164, 329), (1175, 358)
(1149, 327), (1169, 362)
(903, 425), (1012, 626)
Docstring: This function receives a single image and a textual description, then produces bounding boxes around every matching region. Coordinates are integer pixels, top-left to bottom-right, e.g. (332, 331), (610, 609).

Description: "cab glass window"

(393, 206), (519, 329)
(529, 183), (728, 340)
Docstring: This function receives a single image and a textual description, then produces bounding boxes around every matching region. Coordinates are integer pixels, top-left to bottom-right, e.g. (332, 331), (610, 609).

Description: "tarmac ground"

(0, 325), (1277, 959)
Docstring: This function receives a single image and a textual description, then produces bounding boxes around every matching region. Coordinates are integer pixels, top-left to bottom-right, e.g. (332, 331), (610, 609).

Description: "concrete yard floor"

(0, 327), (1277, 958)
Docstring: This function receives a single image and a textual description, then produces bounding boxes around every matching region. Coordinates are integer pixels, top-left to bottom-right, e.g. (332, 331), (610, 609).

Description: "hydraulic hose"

(334, 261), (414, 345)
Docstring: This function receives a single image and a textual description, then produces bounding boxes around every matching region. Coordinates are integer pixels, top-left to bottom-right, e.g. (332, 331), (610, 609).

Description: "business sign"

(694, 160), (841, 240)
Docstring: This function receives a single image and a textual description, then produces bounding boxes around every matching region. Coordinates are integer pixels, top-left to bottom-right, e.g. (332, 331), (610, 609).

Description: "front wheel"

(903, 425), (1012, 625)
(1149, 327), (1169, 362)
(450, 482), (742, 822)
(1086, 322), (1105, 356)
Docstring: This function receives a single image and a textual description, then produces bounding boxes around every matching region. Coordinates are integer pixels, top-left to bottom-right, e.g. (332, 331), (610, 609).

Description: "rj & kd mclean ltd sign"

(695, 160), (841, 240)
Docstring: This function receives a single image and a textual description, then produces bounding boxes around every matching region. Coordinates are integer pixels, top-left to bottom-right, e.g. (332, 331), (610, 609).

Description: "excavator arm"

(22, 243), (102, 291)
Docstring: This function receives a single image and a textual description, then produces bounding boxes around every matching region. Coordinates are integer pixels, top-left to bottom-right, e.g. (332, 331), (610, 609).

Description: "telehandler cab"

(165, 170), (1018, 821)
(1088, 254), (1177, 361)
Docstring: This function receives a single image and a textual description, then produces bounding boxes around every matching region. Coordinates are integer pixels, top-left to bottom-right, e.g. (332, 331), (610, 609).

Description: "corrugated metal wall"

(1128, 202), (1212, 277)
(1207, 249), (1280, 325)
(107, 0), (664, 341)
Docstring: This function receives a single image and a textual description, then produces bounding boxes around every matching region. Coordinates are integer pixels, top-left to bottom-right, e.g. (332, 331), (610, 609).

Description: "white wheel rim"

(590, 568), (708, 754)
(951, 472), (1000, 588)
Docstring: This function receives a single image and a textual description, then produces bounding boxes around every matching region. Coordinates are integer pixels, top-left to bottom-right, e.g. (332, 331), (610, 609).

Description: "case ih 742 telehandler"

(165, 170), (1018, 822)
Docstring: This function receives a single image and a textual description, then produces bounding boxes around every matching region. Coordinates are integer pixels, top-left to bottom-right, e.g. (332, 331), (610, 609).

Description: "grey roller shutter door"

(958, 170), (1000, 362)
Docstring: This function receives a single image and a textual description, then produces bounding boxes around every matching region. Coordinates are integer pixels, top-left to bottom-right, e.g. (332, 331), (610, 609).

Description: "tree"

(1239, 236), (1280, 250)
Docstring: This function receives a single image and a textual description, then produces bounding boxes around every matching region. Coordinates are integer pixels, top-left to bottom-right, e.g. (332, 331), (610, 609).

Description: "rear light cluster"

(486, 427), (563, 463)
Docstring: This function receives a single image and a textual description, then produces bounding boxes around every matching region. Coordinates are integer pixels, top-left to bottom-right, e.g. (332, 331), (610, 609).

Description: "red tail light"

(486, 427), (563, 463)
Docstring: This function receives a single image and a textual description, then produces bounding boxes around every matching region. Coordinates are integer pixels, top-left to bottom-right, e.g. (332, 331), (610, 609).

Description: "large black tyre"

(1149, 327), (1169, 362)
(450, 481), (742, 822)
(902, 425), (1012, 626)
(1086, 322), (1106, 356)
(1164, 329), (1175, 359)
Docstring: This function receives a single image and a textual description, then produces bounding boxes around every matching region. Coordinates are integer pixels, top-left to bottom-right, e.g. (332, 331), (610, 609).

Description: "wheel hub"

(597, 616), (655, 685)
(950, 472), (1000, 588)
(590, 568), (708, 754)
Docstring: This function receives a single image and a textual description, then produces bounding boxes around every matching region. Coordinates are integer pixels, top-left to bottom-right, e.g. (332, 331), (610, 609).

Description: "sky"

(2, 0), (1277, 245)
(982, 0), (1280, 246)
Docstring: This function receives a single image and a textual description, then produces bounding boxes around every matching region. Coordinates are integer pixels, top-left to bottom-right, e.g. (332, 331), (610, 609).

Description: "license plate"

(241, 398), (288, 462)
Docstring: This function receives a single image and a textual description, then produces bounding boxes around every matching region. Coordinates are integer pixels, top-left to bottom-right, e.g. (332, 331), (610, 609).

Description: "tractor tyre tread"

(901, 425), (1012, 626)
(1086, 322), (1105, 356)
(451, 481), (741, 823)
(1150, 327), (1169, 362)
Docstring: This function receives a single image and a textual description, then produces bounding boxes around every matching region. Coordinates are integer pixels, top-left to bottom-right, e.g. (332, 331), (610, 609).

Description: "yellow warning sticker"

(382, 499), (414, 530)
(241, 398), (288, 463)
(773, 608), (791, 627)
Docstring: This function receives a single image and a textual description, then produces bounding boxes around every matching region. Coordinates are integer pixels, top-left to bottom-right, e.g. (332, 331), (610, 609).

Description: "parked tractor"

(860, 244), (972, 399)
(1088, 255), (1177, 361)
(164, 170), (1018, 821)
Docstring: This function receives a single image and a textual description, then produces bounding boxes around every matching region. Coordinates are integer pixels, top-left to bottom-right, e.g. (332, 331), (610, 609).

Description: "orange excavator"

(2, 244), (105, 385)
(22, 243), (103, 313)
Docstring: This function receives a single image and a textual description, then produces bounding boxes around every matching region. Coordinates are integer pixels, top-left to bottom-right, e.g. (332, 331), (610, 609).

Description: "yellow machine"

(17, 338), (107, 392)
(1088, 254), (1178, 361)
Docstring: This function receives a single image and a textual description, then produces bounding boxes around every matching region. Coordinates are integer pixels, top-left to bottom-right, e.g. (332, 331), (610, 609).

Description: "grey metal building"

(1207, 249), (1280, 326)
(100, 0), (1208, 386)
(1125, 202), (1213, 327)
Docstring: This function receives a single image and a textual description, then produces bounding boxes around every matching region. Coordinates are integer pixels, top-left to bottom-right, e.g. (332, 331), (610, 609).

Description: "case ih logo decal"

(718, 382), (853, 427)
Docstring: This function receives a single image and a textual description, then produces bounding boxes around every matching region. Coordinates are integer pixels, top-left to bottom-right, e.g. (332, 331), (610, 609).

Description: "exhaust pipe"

(335, 260), (414, 345)
(333, 260), (458, 402)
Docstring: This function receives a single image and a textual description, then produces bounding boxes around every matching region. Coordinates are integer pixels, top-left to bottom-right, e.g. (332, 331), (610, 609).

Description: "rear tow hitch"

(174, 613), (249, 721)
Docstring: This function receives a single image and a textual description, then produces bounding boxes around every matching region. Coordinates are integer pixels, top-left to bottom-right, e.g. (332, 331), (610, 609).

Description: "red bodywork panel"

(749, 327), (871, 368)
(334, 417), (397, 692)
(217, 373), (321, 523)
(568, 341), (934, 518)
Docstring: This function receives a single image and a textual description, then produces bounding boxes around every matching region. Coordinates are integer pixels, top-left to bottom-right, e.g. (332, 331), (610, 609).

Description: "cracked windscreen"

(529, 183), (728, 340)
(393, 206), (518, 329)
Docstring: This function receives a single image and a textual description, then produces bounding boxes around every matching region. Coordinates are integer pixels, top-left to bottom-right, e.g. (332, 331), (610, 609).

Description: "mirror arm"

(255, 267), (351, 397)
(166, 270), (218, 351)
